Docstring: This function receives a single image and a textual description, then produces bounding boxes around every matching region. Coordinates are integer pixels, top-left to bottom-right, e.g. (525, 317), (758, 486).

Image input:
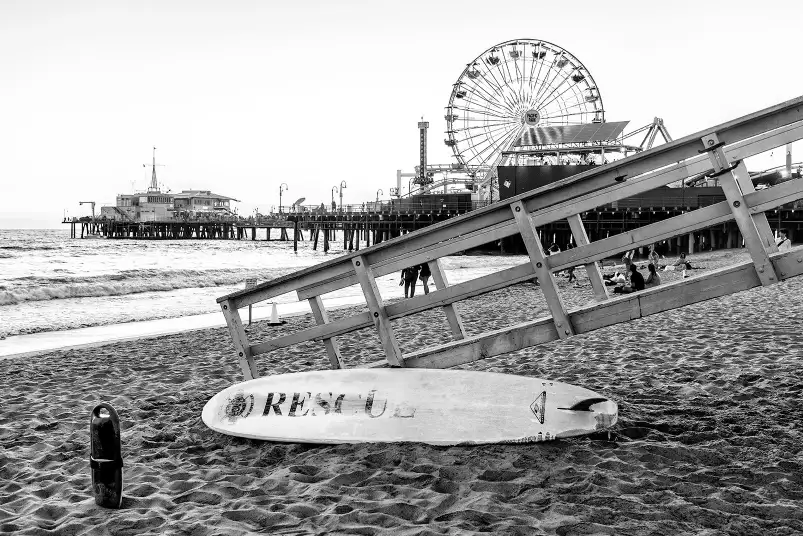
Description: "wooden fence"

(217, 95), (803, 380)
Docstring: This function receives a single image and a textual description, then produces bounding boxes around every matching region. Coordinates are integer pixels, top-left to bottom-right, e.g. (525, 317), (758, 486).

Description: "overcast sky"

(2, 0), (801, 228)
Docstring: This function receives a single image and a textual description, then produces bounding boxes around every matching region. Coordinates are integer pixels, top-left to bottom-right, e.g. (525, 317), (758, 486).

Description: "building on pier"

(100, 190), (239, 222)
(99, 148), (239, 222)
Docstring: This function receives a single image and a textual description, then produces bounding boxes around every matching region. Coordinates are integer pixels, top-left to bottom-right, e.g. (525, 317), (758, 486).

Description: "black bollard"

(89, 403), (123, 508)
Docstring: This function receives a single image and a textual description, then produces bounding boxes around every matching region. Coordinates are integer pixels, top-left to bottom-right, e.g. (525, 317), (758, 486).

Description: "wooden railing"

(217, 95), (803, 380)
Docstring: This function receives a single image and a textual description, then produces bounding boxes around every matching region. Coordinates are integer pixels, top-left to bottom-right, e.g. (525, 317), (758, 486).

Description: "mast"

(150, 146), (158, 191)
(144, 146), (164, 192)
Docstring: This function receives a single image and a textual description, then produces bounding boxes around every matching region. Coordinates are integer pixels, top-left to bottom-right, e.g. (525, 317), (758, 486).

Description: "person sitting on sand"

(621, 255), (633, 283)
(603, 271), (626, 286)
(418, 262), (432, 295)
(400, 265), (420, 298)
(614, 264), (645, 294)
(664, 252), (696, 271)
(776, 228), (792, 252)
(644, 263), (661, 287)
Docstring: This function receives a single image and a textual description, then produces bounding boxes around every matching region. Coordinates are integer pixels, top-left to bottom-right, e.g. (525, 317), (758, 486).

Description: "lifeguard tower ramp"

(218, 96), (803, 381)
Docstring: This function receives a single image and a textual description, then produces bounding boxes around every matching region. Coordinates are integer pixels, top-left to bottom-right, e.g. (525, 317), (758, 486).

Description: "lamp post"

(331, 186), (338, 212)
(279, 183), (288, 214)
(408, 177), (414, 197)
(339, 180), (347, 211)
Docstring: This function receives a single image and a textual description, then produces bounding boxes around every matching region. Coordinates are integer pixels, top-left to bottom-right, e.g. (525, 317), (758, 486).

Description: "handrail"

(216, 94), (803, 380)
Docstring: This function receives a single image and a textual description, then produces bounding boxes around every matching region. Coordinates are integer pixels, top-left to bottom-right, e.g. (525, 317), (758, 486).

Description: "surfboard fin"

(559, 397), (608, 412)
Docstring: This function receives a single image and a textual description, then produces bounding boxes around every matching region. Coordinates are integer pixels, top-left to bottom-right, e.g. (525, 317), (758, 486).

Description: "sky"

(1, 0), (802, 228)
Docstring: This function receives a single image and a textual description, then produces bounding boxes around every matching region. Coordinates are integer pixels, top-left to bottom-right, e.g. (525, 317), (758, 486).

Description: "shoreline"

(0, 247), (763, 360)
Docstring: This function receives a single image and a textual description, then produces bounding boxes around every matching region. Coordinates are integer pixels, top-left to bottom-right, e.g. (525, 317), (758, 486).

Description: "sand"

(1, 249), (801, 535)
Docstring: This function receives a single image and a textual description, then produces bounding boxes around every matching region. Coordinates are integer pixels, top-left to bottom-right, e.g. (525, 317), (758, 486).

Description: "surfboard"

(201, 369), (617, 446)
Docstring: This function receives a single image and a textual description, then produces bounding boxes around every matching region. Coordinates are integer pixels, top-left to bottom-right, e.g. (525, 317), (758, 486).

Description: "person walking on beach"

(776, 228), (792, 252)
(418, 262), (432, 295)
(400, 265), (420, 298)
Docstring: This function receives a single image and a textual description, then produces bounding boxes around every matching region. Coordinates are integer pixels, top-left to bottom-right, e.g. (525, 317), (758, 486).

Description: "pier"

(64, 188), (803, 257)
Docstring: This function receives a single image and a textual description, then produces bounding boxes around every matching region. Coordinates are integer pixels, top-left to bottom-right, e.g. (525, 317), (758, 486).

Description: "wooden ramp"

(217, 95), (803, 380)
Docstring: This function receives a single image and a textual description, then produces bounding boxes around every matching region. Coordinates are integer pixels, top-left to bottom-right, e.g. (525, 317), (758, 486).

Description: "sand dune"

(1, 249), (801, 535)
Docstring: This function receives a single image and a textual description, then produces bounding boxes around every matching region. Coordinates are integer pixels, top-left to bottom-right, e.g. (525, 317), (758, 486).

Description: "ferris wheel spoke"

(536, 80), (582, 118)
(538, 104), (592, 121)
(451, 103), (514, 121)
(461, 81), (514, 117)
(502, 56), (515, 88)
(453, 96), (514, 118)
(474, 77), (518, 117)
(453, 121), (520, 134)
(482, 67), (520, 114)
(527, 56), (549, 106)
(463, 128), (516, 163)
(462, 76), (516, 115)
(532, 64), (567, 111)
(464, 122), (520, 160)
(533, 54), (572, 107)
(464, 125), (523, 168)
(457, 123), (517, 145)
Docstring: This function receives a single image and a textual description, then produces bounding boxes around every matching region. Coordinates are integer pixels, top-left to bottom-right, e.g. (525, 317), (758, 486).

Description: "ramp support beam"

(567, 214), (608, 301)
(429, 259), (466, 340)
(352, 255), (404, 366)
(308, 296), (345, 369)
(220, 299), (258, 380)
(701, 132), (778, 286)
(511, 200), (574, 338)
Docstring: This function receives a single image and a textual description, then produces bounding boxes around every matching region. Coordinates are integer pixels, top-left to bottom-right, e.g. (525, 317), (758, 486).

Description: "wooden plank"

(225, 117), (803, 309)
(429, 259), (466, 339)
(395, 249), (803, 369)
(250, 312), (373, 356)
(702, 133), (778, 286)
(352, 255), (404, 367)
(220, 299), (258, 381)
(511, 200), (574, 338)
(566, 214), (608, 301)
(730, 153), (779, 253)
(308, 296), (345, 369)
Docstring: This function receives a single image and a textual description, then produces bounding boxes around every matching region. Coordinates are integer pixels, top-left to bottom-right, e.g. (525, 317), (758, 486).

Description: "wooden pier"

(216, 94), (803, 379)
(64, 190), (803, 258)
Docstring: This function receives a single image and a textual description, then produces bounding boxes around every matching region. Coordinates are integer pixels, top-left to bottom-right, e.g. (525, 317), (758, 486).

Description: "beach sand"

(1, 249), (802, 535)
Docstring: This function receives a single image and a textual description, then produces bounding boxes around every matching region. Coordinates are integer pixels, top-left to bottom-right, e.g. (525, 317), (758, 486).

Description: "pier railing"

(218, 95), (803, 380)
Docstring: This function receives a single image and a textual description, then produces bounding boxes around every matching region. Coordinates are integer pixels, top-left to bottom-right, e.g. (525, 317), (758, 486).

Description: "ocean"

(0, 228), (527, 352)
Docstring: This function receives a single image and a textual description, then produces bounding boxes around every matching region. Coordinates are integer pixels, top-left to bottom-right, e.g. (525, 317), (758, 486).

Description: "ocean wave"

(0, 245), (61, 251)
(0, 267), (295, 306)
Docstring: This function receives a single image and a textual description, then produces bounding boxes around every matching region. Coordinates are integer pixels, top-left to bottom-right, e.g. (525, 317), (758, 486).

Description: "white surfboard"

(202, 369), (617, 446)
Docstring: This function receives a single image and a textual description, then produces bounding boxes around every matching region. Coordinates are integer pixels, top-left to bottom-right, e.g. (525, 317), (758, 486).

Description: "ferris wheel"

(445, 39), (605, 198)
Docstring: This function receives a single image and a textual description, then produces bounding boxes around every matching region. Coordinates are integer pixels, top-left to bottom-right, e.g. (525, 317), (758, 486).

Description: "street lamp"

(339, 180), (347, 211)
(376, 189), (383, 203)
(279, 183), (288, 214)
(331, 186), (338, 212)
(408, 177), (414, 197)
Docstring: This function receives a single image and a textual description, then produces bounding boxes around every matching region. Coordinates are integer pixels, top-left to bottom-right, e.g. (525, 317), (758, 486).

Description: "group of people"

(400, 263), (432, 298)
(605, 244), (684, 294)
